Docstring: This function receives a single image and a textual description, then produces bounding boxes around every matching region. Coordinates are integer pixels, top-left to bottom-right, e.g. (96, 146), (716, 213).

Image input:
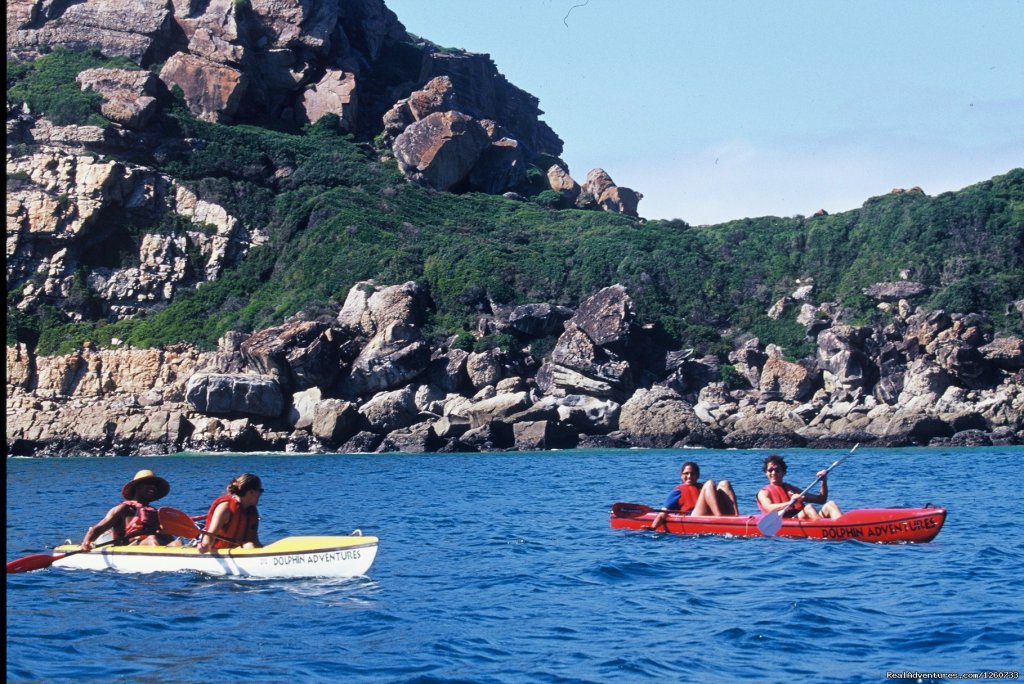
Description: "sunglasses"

(766, 467), (785, 473)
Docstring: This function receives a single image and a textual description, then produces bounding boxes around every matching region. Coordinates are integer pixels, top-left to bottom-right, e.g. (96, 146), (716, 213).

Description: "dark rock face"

(418, 51), (563, 158)
(240, 321), (340, 392)
(7, 0), (642, 213)
(7, 279), (1024, 455)
(185, 373), (284, 417)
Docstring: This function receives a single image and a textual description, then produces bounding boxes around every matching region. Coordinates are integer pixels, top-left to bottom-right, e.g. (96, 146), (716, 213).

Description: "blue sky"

(384, 1), (1024, 225)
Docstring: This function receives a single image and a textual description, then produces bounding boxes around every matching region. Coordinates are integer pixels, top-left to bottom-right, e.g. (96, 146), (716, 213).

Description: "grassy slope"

(7, 50), (1024, 357)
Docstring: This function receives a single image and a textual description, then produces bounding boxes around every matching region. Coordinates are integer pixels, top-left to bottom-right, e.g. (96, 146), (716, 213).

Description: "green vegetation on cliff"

(7, 51), (1024, 357)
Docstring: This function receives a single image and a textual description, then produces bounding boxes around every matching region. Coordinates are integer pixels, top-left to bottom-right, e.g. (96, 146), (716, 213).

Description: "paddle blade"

(158, 507), (201, 539)
(757, 512), (784, 537)
(611, 502), (655, 518)
(7, 552), (62, 574)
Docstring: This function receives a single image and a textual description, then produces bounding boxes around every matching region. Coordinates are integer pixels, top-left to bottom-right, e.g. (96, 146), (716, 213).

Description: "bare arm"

(757, 490), (797, 514)
(801, 471), (830, 505)
(198, 501), (230, 553)
(244, 509), (261, 548)
(80, 503), (129, 551)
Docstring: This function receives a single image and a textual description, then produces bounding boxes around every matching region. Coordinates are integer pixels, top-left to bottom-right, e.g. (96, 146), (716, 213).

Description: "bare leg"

(691, 480), (724, 516)
(797, 504), (821, 521)
(715, 480), (739, 515)
(820, 500), (843, 519)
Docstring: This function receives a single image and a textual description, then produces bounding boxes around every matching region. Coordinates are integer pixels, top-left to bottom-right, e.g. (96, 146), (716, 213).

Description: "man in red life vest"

(80, 469), (181, 550)
(645, 461), (740, 530)
(756, 454), (842, 520)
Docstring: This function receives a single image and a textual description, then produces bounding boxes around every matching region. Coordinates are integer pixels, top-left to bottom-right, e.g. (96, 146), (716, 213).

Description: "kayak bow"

(610, 503), (946, 543)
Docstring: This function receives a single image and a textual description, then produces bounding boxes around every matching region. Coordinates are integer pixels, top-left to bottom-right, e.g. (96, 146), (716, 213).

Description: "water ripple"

(7, 447), (1024, 682)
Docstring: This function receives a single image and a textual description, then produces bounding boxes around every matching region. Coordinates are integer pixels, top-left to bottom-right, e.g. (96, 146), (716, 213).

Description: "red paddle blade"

(611, 502), (654, 518)
(7, 552), (63, 574)
(158, 507), (201, 539)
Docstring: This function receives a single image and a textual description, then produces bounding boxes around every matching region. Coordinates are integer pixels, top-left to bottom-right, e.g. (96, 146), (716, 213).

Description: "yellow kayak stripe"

(55, 536), (378, 557)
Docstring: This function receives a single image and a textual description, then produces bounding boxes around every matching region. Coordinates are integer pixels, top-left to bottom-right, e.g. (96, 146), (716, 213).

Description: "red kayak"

(610, 502), (947, 543)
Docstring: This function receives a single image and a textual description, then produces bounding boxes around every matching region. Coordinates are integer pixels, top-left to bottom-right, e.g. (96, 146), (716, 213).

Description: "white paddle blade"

(757, 512), (784, 537)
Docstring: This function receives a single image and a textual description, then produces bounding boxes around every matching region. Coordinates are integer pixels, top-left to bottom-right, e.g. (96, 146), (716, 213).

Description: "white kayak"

(51, 535), (378, 579)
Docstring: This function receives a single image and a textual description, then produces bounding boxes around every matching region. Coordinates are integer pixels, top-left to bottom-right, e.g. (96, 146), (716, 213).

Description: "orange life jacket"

(758, 483), (803, 516)
(204, 494), (259, 549)
(673, 483), (701, 514)
(122, 500), (160, 540)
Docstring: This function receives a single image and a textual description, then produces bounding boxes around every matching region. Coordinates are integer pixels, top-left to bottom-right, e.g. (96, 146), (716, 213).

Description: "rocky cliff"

(7, 280), (1022, 455)
(7, 0), (638, 207)
(6, 1), (1021, 456)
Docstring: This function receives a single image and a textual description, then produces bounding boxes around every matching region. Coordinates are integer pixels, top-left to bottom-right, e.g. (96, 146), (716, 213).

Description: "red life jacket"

(758, 483), (803, 515)
(674, 483), (701, 514)
(122, 500), (160, 540)
(205, 494), (259, 549)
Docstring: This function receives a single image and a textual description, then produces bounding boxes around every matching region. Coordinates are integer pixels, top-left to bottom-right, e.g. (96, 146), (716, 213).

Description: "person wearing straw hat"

(79, 469), (181, 551)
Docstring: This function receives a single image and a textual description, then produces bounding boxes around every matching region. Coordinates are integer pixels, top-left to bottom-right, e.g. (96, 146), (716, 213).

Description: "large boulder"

(815, 325), (872, 394)
(465, 348), (505, 390)
(551, 324), (633, 390)
(535, 362), (620, 399)
(345, 323), (431, 396)
(7, 0), (172, 63)
(159, 52), (248, 123)
(418, 50), (563, 157)
(545, 165), (581, 207)
(581, 169), (642, 217)
(392, 111), (490, 191)
(618, 386), (703, 448)
(427, 348), (470, 393)
(760, 356), (818, 402)
(240, 321), (339, 391)
(467, 135), (527, 194)
(723, 417), (807, 449)
(570, 284), (635, 352)
(301, 69), (358, 129)
(512, 420), (577, 451)
(554, 394), (621, 434)
(311, 399), (359, 446)
(358, 386), (419, 434)
(461, 391), (531, 429)
(507, 303), (574, 338)
(76, 68), (162, 129)
(980, 336), (1024, 370)
(336, 280), (429, 339)
(185, 373), (284, 417)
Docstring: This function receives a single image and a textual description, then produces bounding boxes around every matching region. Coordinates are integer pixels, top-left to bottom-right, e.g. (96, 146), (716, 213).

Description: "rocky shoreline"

(7, 282), (1022, 456)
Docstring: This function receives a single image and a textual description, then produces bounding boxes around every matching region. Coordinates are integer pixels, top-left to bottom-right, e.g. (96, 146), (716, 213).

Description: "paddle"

(611, 502), (659, 518)
(7, 533), (140, 574)
(756, 444), (859, 537)
(158, 507), (233, 543)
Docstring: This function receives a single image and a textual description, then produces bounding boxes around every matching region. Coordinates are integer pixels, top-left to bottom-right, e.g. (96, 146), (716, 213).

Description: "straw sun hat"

(121, 469), (170, 501)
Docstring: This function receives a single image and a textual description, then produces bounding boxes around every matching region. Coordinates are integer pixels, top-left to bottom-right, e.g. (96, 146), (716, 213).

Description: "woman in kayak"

(757, 454), (842, 520)
(80, 469), (181, 550)
(198, 473), (264, 553)
(645, 461), (740, 530)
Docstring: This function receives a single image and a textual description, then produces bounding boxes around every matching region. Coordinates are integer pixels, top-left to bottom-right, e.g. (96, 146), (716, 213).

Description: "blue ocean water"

(6, 446), (1024, 683)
